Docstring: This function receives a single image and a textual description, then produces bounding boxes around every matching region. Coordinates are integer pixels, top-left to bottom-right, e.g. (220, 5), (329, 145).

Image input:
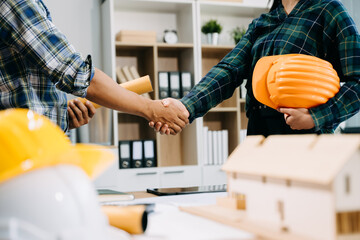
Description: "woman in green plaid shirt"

(0, 0), (189, 134)
(152, 0), (360, 136)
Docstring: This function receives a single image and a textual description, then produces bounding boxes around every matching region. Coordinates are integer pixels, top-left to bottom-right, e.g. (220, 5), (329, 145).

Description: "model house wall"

(334, 152), (360, 211)
(230, 174), (336, 240)
(222, 134), (360, 240)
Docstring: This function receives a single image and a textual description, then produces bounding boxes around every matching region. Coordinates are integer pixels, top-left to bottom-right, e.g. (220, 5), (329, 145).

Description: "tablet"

(146, 184), (226, 196)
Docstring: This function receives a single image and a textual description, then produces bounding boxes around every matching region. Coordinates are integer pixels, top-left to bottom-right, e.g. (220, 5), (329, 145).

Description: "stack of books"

(116, 65), (151, 99)
(202, 127), (229, 166)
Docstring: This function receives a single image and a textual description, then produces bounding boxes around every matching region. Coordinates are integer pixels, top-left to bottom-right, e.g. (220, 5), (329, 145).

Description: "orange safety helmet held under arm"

(252, 54), (340, 109)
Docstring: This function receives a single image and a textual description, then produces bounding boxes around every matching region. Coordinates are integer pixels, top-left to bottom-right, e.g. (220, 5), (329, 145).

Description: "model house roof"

(222, 134), (360, 185)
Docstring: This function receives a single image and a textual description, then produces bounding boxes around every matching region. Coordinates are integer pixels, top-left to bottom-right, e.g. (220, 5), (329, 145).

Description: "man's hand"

(148, 98), (189, 135)
(278, 108), (315, 130)
(68, 99), (96, 129)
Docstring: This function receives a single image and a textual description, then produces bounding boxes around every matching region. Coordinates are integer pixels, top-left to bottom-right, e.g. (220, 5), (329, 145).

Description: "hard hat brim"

(74, 144), (115, 180)
(0, 144), (115, 183)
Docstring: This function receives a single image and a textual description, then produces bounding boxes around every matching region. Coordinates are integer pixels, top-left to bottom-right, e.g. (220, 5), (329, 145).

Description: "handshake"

(147, 98), (190, 135)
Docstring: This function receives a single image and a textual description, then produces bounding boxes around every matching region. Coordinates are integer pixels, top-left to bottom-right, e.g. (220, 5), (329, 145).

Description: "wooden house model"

(217, 134), (360, 240)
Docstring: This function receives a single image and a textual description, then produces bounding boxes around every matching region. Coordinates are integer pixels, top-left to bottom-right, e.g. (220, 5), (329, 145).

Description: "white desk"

(112, 192), (255, 240)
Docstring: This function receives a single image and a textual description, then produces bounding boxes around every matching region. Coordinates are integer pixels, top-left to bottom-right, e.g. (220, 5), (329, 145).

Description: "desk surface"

(116, 192), (257, 240)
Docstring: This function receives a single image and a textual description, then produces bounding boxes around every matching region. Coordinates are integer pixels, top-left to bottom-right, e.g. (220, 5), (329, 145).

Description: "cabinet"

(94, 0), (267, 191)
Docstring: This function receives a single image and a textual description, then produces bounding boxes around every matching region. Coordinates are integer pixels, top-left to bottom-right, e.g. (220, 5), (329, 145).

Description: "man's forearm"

(85, 68), (189, 133)
(85, 68), (152, 119)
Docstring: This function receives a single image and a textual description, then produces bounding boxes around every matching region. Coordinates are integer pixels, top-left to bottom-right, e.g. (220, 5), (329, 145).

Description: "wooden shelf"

(96, 0), (268, 191)
(202, 44), (235, 50)
(209, 107), (238, 112)
(115, 41), (155, 48)
(157, 43), (194, 49)
(115, 42), (194, 49)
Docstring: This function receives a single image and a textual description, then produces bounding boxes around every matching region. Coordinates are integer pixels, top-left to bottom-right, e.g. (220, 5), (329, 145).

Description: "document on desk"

(97, 189), (135, 204)
(106, 191), (227, 207)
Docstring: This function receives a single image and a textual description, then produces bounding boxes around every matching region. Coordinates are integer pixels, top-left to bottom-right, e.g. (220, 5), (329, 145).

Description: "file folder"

(169, 72), (181, 99)
(119, 141), (131, 169)
(180, 72), (193, 97)
(158, 72), (170, 99)
(131, 140), (143, 168)
(143, 140), (156, 168)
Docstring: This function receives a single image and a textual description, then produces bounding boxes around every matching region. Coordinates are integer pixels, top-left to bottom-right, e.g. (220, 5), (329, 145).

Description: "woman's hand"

(278, 108), (315, 130)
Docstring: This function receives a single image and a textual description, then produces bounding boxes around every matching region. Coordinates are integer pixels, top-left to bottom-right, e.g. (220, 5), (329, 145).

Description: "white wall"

(43, 0), (113, 145)
(43, 0), (103, 69)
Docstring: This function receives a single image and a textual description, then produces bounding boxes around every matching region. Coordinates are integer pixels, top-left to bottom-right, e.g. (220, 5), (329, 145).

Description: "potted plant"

(230, 26), (247, 44)
(201, 19), (222, 45)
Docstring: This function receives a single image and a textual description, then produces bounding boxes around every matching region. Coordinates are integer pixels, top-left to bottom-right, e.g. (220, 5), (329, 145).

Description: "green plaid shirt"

(0, 0), (94, 131)
(181, 0), (360, 133)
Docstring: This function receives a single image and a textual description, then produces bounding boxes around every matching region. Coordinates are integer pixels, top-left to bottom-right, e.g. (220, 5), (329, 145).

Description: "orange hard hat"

(252, 54), (340, 109)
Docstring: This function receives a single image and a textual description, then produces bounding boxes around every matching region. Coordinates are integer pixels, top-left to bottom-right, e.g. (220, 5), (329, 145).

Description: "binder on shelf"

(131, 140), (144, 168)
(216, 131), (223, 165)
(169, 72), (181, 99)
(221, 130), (229, 164)
(240, 79), (247, 99)
(203, 126), (209, 165)
(240, 129), (247, 143)
(158, 72), (170, 99)
(118, 141), (131, 169)
(207, 130), (213, 165)
(180, 72), (193, 97)
(143, 140), (156, 168)
(212, 131), (219, 165)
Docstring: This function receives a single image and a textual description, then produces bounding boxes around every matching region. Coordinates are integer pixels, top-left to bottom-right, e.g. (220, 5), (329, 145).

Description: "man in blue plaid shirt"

(151, 0), (360, 136)
(0, 0), (189, 133)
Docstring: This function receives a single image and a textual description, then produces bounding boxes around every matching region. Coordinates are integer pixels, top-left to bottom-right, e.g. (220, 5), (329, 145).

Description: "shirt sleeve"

(180, 22), (255, 123)
(0, 0), (94, 97)
(309, 1), (360, 131)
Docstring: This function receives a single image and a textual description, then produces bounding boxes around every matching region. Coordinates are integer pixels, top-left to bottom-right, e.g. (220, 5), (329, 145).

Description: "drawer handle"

(136, 172), (157, 176)
(163, 170), (185, 175)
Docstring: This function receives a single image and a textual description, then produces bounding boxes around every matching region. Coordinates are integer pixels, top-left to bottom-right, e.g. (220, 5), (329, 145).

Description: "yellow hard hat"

(0, 109), (114, 183)
(252, 54), (340, 109)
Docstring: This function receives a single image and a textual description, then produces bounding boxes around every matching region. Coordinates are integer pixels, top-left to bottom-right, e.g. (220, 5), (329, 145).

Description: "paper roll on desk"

(69, 75), (153, 109)
(102, 205), (148, 234)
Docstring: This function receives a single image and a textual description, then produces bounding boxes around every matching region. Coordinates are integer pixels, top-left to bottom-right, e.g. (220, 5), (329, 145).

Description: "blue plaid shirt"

(0, 0), (94, 131)
(181, 0), (360, 133)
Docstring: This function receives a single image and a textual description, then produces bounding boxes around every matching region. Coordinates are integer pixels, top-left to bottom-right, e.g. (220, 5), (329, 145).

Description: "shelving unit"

(95, 0), (268, 191)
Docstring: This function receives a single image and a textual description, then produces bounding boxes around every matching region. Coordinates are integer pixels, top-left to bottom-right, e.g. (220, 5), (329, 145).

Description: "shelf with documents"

(96, 0), (268, 191)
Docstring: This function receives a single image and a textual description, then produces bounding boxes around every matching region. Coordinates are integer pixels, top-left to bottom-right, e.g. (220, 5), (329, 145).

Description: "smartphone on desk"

(146, 184), (226, 196)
